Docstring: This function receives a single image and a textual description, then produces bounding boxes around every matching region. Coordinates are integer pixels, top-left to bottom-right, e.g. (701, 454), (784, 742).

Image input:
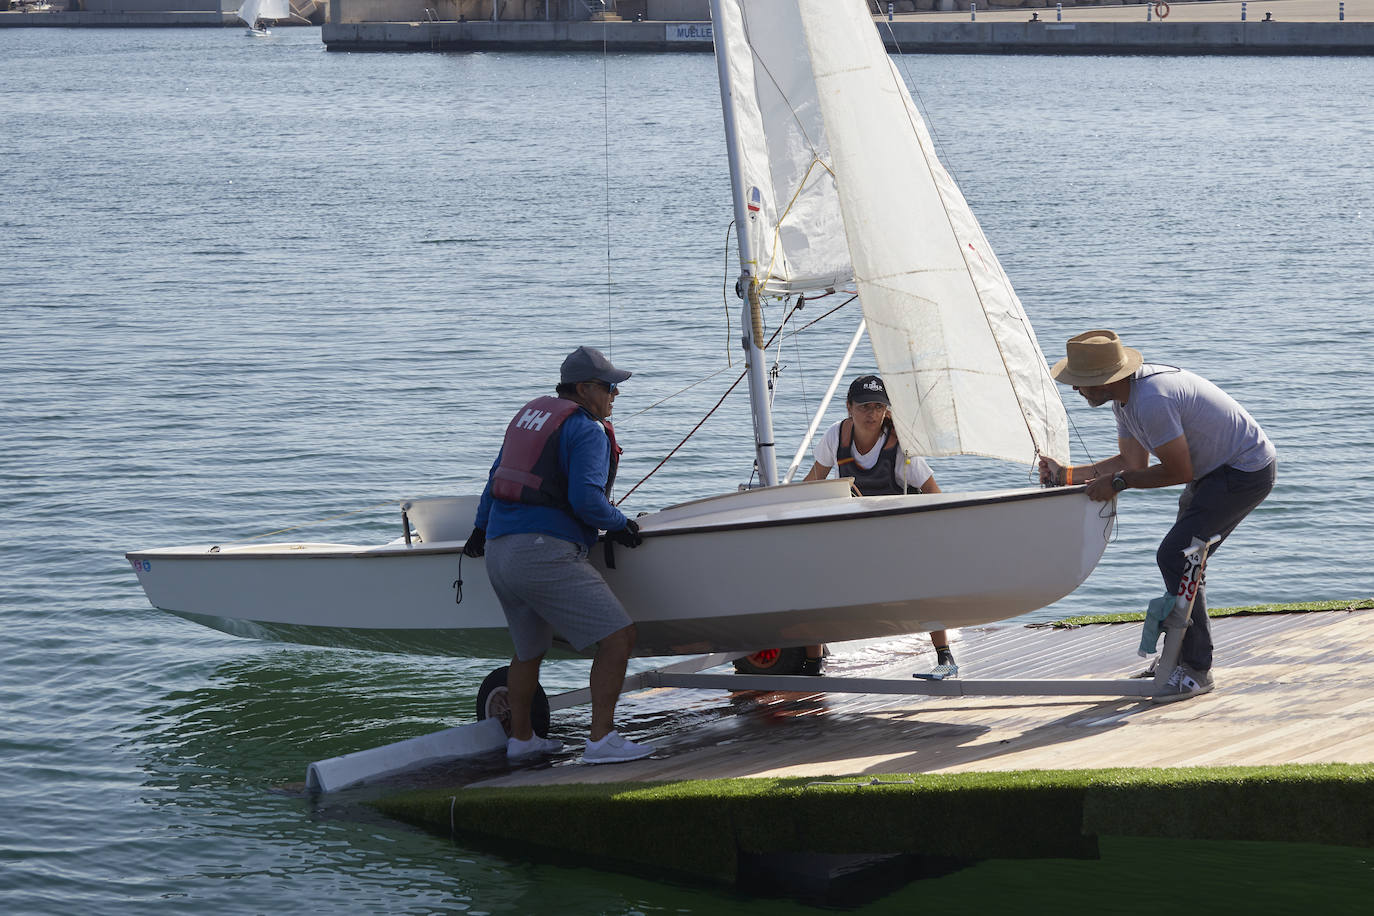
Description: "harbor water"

(2, 26), (1372, 913)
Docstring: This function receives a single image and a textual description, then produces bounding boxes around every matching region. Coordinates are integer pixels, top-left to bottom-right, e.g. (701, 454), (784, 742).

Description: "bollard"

(971, 2), (976, 21)
(1056, 2), (1062, 20)
(888, 1), (893, 20)
(1147, 3), (1152, 20)
(1241, 1), (1247, 19)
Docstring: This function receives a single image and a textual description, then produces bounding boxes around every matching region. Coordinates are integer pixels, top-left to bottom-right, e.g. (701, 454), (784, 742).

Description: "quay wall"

(320, 18), (1374, 53)
(0, 11), (225, 24)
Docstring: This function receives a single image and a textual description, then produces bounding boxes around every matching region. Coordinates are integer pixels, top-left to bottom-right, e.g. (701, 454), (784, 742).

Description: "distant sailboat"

(238, 0), (290, 36)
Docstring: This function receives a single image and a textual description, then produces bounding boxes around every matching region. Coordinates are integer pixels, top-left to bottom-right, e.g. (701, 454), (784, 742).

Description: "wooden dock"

(471, 608), (1374, 788)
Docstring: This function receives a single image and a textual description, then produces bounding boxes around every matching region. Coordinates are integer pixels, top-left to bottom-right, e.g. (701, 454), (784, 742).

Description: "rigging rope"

(616, 368), (749, 506)
(601, 17), (614, 354)
(616, 293), (825, 504)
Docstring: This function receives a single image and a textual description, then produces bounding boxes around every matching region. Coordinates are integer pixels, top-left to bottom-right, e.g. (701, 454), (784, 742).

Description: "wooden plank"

(472, 610), (1374, 789)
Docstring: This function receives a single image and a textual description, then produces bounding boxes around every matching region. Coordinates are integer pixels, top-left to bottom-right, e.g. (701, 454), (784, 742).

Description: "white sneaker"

(507, 734), (563, 760)
(1153, 665), (1215, 704)
(582, 730), (655, 765)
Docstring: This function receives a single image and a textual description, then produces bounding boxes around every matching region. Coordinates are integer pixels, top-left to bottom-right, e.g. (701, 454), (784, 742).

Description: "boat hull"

(127, 484), (1111, 658)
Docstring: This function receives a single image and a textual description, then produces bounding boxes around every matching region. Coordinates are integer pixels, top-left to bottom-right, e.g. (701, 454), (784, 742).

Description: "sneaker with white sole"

(582, 730), (655, 765)
(507, 734), (563, 760)
(1153, 665), (1215, 704)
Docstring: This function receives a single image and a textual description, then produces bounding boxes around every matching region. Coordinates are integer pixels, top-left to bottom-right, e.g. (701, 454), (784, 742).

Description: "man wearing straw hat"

(1039, 330), (1276, 703)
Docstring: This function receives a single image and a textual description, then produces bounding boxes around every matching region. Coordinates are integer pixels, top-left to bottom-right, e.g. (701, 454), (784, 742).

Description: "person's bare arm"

(1085, 434), (1193, 501)
(1039, 451), (1130, 487)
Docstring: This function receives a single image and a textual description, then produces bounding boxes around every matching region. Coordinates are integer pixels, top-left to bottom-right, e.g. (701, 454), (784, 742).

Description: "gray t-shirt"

(1113, 365), (1275, 478)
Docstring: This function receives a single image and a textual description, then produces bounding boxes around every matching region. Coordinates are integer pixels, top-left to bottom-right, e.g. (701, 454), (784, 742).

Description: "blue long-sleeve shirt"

(474, 406), (628, 549)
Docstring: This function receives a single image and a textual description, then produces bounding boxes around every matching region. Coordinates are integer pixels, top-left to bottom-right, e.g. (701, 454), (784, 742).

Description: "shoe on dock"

(507, 734), (563, 760)
(583, 730), (655, 765)
(1152, 665), (1215, 704)
(913, 663), (959, 681)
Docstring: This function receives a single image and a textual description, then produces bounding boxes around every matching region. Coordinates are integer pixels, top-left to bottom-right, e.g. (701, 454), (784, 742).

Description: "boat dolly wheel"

(732, 646), (808, 676)
(476, 665), (551, 738)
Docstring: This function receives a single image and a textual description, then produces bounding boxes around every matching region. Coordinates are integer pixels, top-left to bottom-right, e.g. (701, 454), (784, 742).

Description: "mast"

(709, 0), (778, 487)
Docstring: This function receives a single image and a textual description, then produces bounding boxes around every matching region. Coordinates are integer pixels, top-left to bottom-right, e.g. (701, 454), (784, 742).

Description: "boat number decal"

(130, 558), (151, 572)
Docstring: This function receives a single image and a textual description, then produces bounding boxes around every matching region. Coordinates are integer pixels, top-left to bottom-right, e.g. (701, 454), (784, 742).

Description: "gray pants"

(1157, 461), (1276, 672)
(485, 532), (632, 661)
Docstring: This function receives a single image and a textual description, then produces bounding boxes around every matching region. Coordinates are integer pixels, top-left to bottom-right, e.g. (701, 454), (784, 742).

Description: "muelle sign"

(666, 23), (713, 41)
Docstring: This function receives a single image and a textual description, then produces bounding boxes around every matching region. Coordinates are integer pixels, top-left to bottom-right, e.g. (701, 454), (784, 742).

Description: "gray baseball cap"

(560, 346), (632, 385)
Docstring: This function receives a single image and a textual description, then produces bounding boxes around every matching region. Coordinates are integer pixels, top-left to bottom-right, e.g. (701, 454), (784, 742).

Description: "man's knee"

(600, 623), (636, 653)
(1156, 536), (1187, 578)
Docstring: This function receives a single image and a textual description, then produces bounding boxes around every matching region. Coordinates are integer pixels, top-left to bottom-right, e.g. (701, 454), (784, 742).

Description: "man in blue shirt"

(1040, 330), (1276, 703)
(466, 346), (654, 764)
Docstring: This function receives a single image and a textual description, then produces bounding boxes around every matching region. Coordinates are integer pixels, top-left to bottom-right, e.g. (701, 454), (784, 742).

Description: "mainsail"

(238, 0), (291, 26)
(713, 0), (1068, 467)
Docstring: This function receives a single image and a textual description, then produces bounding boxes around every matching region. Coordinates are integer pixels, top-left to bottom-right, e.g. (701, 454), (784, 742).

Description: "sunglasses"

(590, 380), (618, 394)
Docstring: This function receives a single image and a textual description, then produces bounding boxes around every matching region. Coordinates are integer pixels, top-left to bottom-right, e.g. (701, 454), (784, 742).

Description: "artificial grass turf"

(1047, 597), (1374, 628)
(371, 763), (1374, 886)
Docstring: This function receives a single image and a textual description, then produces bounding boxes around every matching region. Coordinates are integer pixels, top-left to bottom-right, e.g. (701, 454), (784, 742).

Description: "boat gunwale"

(125, 484), (1092, 562)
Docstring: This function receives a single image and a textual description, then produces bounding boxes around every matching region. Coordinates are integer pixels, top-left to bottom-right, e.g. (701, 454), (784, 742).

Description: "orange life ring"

(1155, 1), (1170, 17)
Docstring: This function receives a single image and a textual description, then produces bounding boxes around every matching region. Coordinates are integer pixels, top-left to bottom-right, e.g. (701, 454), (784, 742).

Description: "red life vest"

(491, 395), (621, 510)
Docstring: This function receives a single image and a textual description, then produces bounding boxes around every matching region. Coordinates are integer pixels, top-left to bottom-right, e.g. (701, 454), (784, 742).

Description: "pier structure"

(354, 606), (1374, 895)
(4, 0), (1371, 50)
(0, 0), (324, 26)
(316, 0), (1374, 52)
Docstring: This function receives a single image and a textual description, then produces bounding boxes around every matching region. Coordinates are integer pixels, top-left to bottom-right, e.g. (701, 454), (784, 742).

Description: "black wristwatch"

(1111, 473), (1128, 493)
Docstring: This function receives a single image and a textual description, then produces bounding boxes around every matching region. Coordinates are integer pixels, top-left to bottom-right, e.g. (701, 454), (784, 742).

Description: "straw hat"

(1050, 330), (1143, 387)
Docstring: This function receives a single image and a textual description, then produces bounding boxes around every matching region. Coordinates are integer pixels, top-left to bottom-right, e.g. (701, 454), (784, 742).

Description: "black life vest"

(491, 395), (621, 511)
(835, 417), (905, 496)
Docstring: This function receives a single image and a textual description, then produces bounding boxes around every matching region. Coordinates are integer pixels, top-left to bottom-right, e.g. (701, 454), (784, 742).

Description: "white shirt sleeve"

(810, 421), (843, 472)
(896, 454), (933, 490)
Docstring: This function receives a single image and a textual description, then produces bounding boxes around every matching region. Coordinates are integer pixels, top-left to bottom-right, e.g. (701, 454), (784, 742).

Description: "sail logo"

(516, 409), (553, 431)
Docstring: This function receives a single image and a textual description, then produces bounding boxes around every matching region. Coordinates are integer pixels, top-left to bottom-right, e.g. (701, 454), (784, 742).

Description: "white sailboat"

(238, 0), (290, 36)
(127, 0), (1112, 662)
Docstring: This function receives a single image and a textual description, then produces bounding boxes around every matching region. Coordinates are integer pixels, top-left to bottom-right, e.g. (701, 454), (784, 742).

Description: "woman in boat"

(801, 375), (956, 677)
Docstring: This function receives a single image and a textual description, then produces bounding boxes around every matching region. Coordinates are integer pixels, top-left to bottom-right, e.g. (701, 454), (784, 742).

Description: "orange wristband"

(1065, 466), (1073, 486)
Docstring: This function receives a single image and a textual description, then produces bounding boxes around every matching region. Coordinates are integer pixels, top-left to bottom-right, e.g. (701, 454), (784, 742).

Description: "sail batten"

(716, 0), (1068, 466)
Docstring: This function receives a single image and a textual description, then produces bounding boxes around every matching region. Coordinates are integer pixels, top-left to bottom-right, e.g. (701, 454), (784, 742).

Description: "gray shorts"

(484, 531), (633, 660)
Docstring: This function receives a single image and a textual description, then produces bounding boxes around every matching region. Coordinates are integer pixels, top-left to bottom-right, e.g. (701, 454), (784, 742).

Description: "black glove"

(608, 518), (642, 549)
(462, 527), (486, 558)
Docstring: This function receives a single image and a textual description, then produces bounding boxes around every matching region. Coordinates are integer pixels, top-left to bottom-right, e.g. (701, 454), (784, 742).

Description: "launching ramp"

(305, 626), (1191, 793)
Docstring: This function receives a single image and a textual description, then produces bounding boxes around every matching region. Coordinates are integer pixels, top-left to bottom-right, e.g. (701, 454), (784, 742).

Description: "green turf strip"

(1046, 597), (1374, 628)
(372, 764), (1374, 885)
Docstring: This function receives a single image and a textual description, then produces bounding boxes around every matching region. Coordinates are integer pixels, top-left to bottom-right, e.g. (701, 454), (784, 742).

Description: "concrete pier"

(0, 10), (226, 25)
(317, 0), (1374, 53)
(321, 17), (1373, 53)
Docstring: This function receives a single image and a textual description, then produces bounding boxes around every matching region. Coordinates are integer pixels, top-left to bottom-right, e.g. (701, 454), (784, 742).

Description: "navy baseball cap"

(847, 375), (889, 406)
